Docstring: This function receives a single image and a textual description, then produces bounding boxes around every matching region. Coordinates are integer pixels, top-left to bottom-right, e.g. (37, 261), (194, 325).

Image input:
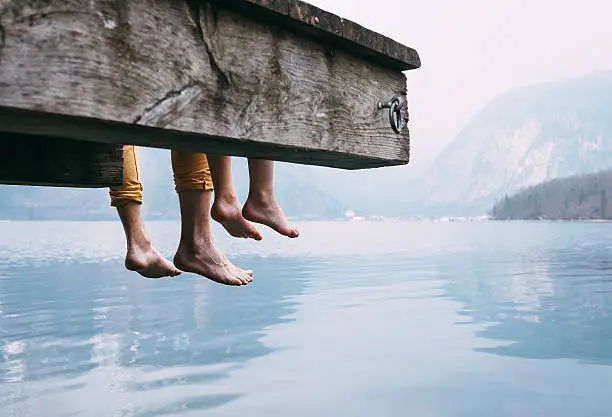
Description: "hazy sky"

(310, 0), (612, 171)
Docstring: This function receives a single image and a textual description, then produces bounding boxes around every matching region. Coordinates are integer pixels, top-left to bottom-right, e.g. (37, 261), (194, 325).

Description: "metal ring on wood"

(377, 97), (404, 134)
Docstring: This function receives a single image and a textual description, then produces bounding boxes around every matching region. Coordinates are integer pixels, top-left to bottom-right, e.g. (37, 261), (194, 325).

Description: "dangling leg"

(207, 155), (262, 240)
(171, 151), (253, 286)
(242, 159), (299, 238)
(109, 145), (181, 278)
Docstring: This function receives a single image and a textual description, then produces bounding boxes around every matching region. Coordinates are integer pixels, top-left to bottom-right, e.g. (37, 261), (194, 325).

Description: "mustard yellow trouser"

(109, 145), (213, 207)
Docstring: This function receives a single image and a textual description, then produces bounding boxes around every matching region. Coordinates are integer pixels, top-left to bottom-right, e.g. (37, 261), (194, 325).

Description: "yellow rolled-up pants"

(109, 145), (213, 207)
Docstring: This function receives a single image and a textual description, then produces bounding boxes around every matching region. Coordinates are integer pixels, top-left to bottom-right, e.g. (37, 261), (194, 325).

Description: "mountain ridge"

(410, 70), (612, 215)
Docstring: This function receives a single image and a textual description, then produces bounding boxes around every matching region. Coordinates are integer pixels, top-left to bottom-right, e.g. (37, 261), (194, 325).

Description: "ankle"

(177, 237), (212, 254)
(214, 191), (240, 206)
(247, 189), (275, 205)
(128, 235), (152, 252)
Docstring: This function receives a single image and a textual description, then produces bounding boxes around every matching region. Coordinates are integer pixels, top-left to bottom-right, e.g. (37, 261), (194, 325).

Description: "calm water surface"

(1, 220), (612, 416)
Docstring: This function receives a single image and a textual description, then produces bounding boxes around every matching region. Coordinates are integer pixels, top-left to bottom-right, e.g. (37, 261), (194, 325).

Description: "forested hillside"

(491, 169), (612, 220)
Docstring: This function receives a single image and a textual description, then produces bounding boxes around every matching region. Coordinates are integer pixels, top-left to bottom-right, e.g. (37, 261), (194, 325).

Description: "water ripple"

(2, 221), (612, 416)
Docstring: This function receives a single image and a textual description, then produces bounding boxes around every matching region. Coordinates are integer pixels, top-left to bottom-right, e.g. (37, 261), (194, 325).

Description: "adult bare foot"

(173, 239), (254, 286)
(211, 194), (263, 241)
(115, 202), (181, 279)
(125, 241), (182, 279)
(242, 194), (299, 238)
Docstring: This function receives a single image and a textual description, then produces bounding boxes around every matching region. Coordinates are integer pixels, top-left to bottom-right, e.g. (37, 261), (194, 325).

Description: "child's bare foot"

(125, 241), (182, 279)
(173, 239), (254, 286)
(242, 194), (299, 238)
(211, 194), (263, 241)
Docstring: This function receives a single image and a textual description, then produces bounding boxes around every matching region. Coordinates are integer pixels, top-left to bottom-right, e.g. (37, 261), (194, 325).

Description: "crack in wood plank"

(186, 0), (232, 86)
(132, 81), (204, 127)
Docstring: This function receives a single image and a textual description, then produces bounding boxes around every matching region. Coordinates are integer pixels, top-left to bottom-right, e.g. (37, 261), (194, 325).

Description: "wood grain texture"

(0, 0), (412, 170)
(0, 107), (398, 169)
(0, 133), (123, 188)
(216, 0), (421, 71)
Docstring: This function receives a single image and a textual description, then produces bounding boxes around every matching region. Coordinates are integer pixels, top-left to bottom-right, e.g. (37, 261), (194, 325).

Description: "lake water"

(1, 220), (612, 416)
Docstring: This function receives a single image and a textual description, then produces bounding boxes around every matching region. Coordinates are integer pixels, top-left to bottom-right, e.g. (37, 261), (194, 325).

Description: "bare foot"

(173, 239), (254, 286)
(125, 241), (182, 279)
(242, 195), (299, 238)
(211, 194), (263, 241)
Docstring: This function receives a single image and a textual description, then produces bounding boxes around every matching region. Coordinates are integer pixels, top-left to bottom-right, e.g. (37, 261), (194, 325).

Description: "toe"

(236, 271), (252, 285)
(244, 221), (262, 241)
(228, 277), (243, 286)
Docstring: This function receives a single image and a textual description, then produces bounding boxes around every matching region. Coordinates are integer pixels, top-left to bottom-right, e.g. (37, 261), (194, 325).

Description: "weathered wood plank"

(214, 0), (421, 71)
(0, 0), (412, 170)
(0, 133), (123, 188)
(0, 107), (401, 169)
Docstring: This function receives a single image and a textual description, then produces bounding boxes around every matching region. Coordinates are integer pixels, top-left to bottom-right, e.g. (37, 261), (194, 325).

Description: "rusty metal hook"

(377, 97), (404, 134)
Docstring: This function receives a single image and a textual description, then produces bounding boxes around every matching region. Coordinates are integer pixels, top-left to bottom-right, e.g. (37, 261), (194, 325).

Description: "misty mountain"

(412, 70), (612, 216)
(272, 162), (418, 216)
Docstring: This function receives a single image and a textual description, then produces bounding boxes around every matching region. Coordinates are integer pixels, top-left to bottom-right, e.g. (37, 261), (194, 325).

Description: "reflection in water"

(2, 221), (612, 416)
(0, 256), (308, 416)
(440, 227), (612, 366)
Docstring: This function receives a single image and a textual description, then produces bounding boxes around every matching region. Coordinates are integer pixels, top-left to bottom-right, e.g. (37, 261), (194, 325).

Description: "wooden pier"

(0, 0), (420, 187)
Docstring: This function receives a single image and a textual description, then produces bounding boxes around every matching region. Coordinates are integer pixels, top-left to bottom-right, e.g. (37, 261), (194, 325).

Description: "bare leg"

(116, 202), (182, 278)
(207, 155), (262, 240)
(242, 159), (299, 238)
(173, 189), (254, 286)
